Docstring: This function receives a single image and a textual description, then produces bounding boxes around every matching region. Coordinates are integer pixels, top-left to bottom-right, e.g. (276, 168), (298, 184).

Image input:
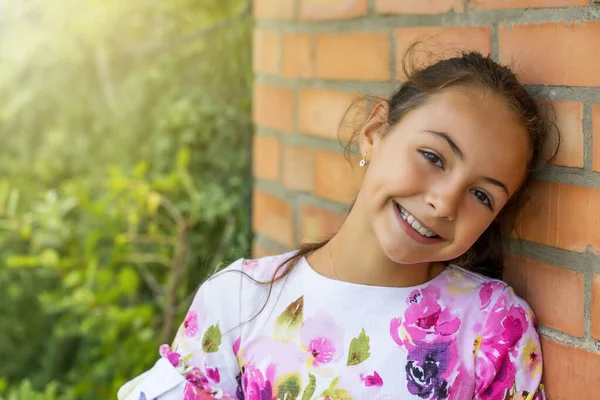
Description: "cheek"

(454, 207), (497, 248)
(366, 153), (429, 198)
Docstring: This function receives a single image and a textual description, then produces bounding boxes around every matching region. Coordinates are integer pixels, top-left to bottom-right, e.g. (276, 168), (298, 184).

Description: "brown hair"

(243, 46), (558, 318)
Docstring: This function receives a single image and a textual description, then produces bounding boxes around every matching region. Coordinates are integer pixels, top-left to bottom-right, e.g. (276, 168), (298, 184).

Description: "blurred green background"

(0, 0), (252, 398)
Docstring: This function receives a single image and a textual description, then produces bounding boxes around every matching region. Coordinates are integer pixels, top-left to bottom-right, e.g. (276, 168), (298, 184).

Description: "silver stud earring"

(359, 153), (368, 167)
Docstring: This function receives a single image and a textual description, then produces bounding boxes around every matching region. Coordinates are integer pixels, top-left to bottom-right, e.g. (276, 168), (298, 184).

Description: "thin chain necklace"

(327, 240), (341, 281)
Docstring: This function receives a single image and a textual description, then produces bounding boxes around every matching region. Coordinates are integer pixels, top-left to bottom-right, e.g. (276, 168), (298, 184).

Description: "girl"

(119, 50), (555, 400)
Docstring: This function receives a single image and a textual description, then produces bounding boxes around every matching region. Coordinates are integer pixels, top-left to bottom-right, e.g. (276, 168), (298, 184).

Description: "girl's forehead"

(388, 88), (530, 194)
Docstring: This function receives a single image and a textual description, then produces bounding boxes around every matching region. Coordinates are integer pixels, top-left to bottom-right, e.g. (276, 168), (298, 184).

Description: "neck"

(309, 197), (434, 288)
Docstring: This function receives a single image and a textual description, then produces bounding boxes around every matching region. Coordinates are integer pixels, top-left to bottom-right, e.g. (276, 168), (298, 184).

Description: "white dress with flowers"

(118, 252), (545, 400)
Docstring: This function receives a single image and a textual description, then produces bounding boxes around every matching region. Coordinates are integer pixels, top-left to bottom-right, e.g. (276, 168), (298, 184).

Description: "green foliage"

(0, 0), (252, 398)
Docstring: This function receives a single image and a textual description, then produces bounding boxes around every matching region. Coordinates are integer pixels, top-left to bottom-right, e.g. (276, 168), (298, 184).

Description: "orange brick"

(253, 84), (294, 133)
(252, 241), (280, 258)
(282, 34), (313, 79)
(515, 181), (600, 253)
(253, 0), (295, 20)
(395, 27), (491, 80)
(252, 190), (294, 248)
(593, 105), (600, 172)
(253, 30), (280, 75)
(505, 256), (584, 337)
(513, 180), (558, 245)
(298, 89), (361, 141)
(592, 275), (600, 339)
(253, 135), (280, 181)
(315, 151), (363, 203)
(300, 0), (368, 20)
(499, 22), (600, 86)
(376, 0), (464, 14)
(282, 144), (315, 192)
(547, 101), (583, 168)
(299, 204), (346, 243)
(315, 33), (390, 81)
(541, 338), (600, 399)
(472, 0), (588, 8)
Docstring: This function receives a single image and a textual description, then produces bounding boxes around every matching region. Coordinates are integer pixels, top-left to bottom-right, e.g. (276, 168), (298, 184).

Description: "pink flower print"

(479, 282), (505, 309)
(233, 337), (241, 356)
(183, 311), (199, 337)
(300, 312), (344, 367)
(360, 371), (384, 387)
(242, 259), (259, 269)
(186, 367), (207, 386)
(392, 286), (461, 349)
(206, 366), (220, 383)
(184, 367), (226, 399)
(183, 382), (215, 400)
(479, 300), (527, 371)
(159, 344), (181, 367)
(475, 293), (528, 396)
(242, 363), (273, 400)
(479, 356), (516, 399)
(307, 337), (336, 366)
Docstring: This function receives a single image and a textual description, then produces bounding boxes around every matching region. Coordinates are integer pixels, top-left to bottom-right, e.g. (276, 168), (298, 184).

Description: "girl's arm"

(118, 260), (244, 400)
(474, 286), (545, 400)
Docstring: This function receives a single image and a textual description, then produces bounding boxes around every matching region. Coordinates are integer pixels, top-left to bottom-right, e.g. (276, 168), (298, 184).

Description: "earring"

(359, 153), (368, 167)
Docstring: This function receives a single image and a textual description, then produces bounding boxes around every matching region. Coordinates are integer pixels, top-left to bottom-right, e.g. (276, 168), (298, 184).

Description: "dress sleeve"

(474, 286), (545, 400)
(117, 259), (244, 400)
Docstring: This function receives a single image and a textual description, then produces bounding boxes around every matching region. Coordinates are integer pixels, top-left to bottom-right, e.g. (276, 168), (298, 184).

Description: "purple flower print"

(391, 286), (462, 399)
(405, 341), (453, 399)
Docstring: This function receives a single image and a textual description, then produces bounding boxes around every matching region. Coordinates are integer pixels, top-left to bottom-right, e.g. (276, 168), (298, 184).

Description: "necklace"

(327, 240), (341, 281)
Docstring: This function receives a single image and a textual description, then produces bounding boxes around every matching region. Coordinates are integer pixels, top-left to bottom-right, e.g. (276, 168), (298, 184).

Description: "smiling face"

(357, 87), (530, 265)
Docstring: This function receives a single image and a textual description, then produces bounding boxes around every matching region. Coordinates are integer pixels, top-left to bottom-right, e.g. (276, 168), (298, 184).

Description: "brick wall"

(251, 1), (600, 397)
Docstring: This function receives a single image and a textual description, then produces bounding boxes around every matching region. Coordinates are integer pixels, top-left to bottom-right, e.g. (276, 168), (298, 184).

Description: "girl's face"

(358, 87), (530, 265)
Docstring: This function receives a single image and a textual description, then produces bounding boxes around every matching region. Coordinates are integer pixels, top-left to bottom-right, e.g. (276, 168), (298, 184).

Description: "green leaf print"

(320, 377), (352, 400)
(346, 328), (370, 366)
(301, 374), (316, 400)
(276, 373), (302, 400)
(275, 296), (304, 341)
(202, 324), (222, 353)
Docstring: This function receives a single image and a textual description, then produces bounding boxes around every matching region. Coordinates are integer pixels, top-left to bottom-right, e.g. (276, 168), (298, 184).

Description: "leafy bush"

(0, 0), (252, 398)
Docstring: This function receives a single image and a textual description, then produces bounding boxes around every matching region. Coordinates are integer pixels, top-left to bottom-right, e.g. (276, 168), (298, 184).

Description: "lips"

(392, 201), (444, 241)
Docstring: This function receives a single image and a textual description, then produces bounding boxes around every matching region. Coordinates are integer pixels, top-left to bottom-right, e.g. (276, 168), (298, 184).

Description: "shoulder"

(198, 250), (299, 310)
(440, 265), (536, 323)
(208, 250), (298, 288)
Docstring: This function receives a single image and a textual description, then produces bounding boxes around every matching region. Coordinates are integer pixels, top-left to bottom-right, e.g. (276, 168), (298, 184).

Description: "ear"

(358, 101), (389, 160)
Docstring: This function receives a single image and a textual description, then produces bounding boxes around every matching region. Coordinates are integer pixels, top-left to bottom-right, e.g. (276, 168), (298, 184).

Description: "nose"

(425, 185), (461, 221)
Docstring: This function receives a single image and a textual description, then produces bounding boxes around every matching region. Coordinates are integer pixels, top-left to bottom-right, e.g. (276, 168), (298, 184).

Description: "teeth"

(411, 220), (421, 231)
(396, 204), (437, 238)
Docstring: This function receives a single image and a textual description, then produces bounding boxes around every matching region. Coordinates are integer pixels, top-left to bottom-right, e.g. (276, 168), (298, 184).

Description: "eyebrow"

(423, 130), (464, 160)
(421, 130), (510, 197)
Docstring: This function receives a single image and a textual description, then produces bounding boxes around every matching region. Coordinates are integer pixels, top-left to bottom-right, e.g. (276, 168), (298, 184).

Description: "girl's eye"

(471, 189), (493, 210)
(420, 150), (444, 169)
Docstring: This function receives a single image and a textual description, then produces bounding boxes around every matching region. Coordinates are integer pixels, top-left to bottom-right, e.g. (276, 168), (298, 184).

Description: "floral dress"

(118, 252), (545, 400)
